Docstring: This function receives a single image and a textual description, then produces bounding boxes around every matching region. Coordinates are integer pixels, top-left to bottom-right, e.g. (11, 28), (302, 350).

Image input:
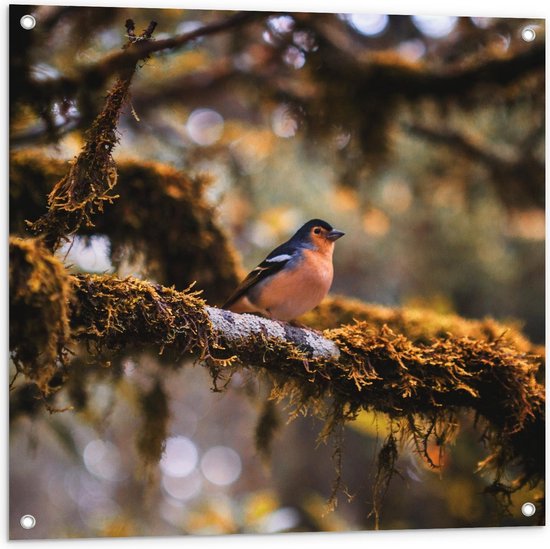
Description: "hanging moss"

(28, 21), (157, 251)
(28, 78), (131, 251)
(69, 275), (548, 506)
(10, 150), (242, 304)
(327, 321), (544, 484)
(255, 399), (281, 461)
(136, 378), (170, 467)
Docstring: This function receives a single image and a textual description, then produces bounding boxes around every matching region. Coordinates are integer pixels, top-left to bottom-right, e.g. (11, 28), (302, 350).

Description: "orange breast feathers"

(249, 248), (334, 320)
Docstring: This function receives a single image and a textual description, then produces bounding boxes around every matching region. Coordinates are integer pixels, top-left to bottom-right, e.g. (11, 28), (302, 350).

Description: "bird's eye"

(313, 227), (321, 235)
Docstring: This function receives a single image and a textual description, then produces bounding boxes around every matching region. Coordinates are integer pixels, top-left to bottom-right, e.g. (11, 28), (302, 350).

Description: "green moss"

(72, 274), (213, 358)
(302, 294), (542, 355)
(9, 237), (72, 393)
(29, 76), (135, 250)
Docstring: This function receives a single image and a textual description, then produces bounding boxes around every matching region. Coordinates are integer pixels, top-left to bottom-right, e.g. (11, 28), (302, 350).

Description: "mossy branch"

(11, 149), (242, 303)
(301, 294), (543, 356)
(9, 236), (545, 499)
(9, 237), (72, 393)
(28, 21), (157, 251)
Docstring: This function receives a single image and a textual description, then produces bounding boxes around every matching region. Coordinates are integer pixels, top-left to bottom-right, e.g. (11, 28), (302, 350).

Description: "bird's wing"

(222, 245), (295, 310)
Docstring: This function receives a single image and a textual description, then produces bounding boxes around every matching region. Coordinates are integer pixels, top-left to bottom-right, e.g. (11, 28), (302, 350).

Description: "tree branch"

(207, 306), (340, 360)
(9, 236), (545, 494)
(316, 28), (544, 97)
(406, 122), (509, 166)
(404, 122), (545, 208)
(41, 11), (266, 96)
(98, 12), (260, 73)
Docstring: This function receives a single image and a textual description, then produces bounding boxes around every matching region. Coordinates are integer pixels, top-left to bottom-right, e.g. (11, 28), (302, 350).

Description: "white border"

(1, 1), (547, 548)
(1, 0), (549, 17)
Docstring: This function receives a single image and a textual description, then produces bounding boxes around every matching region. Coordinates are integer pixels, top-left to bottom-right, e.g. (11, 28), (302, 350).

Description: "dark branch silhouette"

(405, 122), (544, 208)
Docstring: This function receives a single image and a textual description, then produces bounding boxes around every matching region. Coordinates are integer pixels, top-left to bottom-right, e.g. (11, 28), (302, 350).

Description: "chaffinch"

(223, 219), (345, 321)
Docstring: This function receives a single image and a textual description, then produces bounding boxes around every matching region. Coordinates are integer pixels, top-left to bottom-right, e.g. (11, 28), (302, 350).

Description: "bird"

(222, 219), (345, 321)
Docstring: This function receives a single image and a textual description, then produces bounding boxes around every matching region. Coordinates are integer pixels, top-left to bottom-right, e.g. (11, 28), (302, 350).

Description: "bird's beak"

(327, 229), (345, 241)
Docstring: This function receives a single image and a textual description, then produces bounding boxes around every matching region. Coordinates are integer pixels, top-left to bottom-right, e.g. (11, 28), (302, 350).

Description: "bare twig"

(125, 18), (136, 40)
(86, 12), (265, 83)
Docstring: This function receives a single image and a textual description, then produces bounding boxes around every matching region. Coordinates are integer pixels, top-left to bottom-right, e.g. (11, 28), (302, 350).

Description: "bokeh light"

(293, 30), (318, 52)
(267, 15), (295, 35)
(471, 17), (494, 29)
(186, 108), (224, 146)
(160, 436), (199, 478)
(362, 208), (391, 237)
(397, 39), (426, 61)
(200, 446), (242, 486)
(271, 105), (298, 138)
(57, 235), (113, 273)
(98, 29), (121, 49)
(283, 46), (306, 69)
(346, 13), (389, 36)
(381, 179), (413, 213)
(412, 15), (458, 38)
(83, 440), (123, 482)
(176, 20), (203, 34)
(30, 63), (61, 82)
(162, 470), (203, 501)
(261, 507), (301, 533)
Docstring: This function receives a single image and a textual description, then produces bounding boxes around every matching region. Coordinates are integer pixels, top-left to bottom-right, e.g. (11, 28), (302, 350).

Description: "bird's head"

(293, 219), (345, 253)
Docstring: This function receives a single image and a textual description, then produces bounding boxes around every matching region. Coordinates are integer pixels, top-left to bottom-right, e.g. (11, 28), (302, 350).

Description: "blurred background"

(9, 5), (544, 539)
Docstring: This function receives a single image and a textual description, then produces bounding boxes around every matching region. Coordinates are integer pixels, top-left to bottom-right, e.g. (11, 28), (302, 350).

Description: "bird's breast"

(252, 249), (334, 320)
